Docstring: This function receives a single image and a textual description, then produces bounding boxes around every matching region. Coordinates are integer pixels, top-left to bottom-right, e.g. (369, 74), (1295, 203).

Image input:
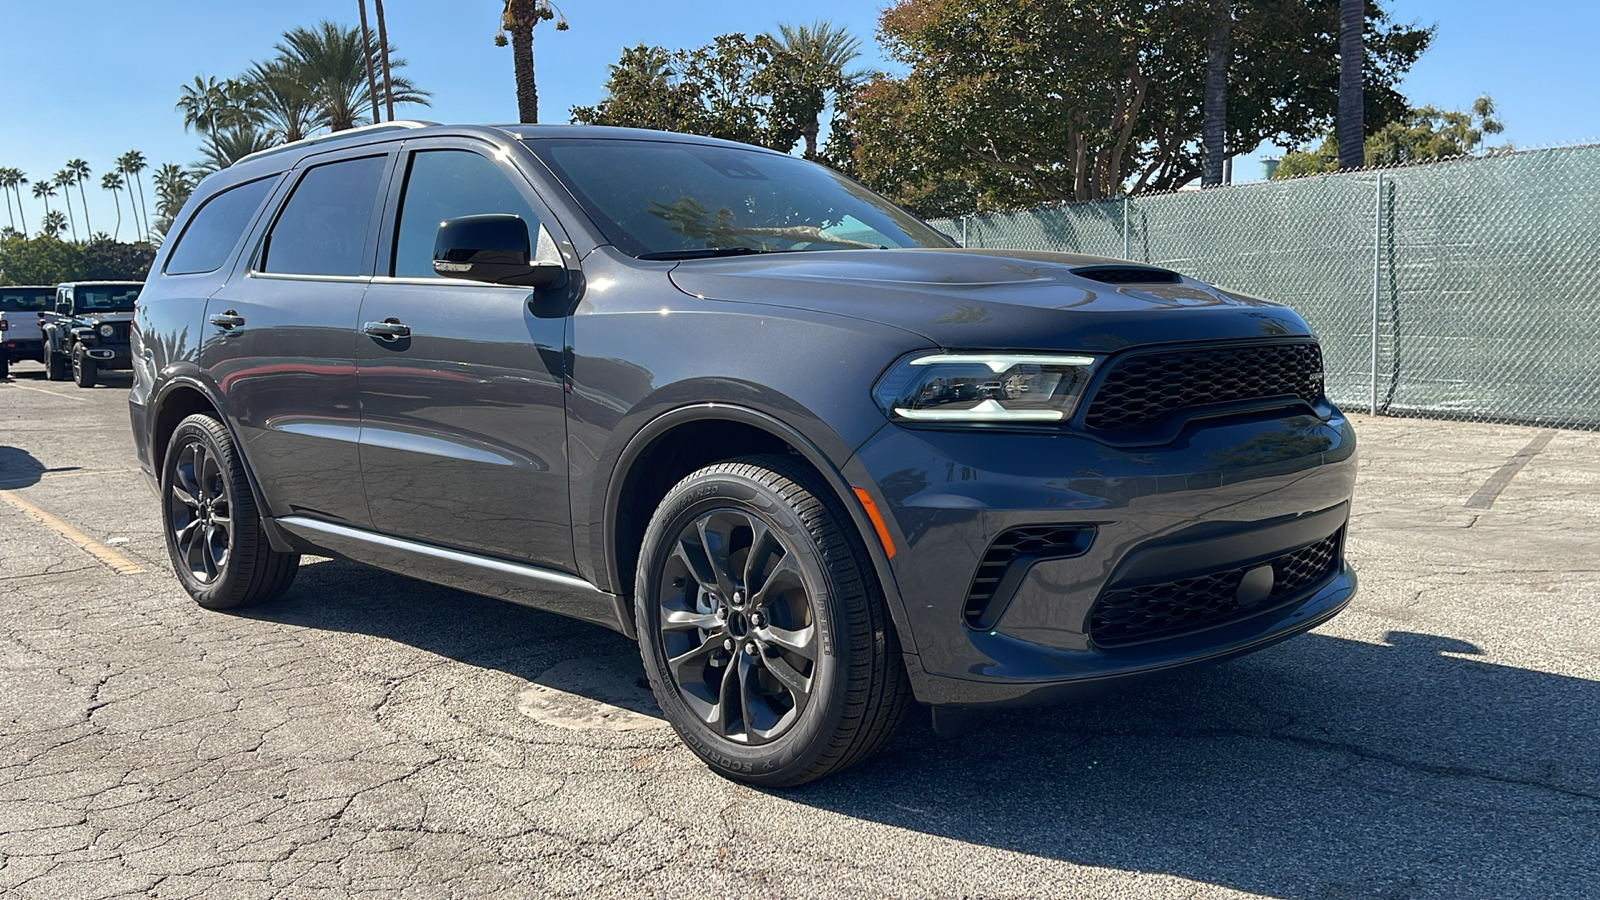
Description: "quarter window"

(391, 150), (545, 279)
(260, 155), (387, 277)
(164, 176), (277, 276)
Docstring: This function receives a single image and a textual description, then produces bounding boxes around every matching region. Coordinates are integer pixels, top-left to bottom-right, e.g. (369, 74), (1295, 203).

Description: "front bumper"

(845, 409), (1358, 707)
(80, 343), (133, 370)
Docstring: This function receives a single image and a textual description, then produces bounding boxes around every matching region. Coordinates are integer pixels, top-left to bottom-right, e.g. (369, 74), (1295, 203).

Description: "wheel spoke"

(663, 607), (722, 632)
(170, 483), (201, 510)
(761, 651), (811, 703)
(667, 632), (725, 686)
(670, 539), (720, 597)
(751, 554), (803, 610)
(734, 651), (761, 742)
(742, 518), (781, 593)
(755, 622), (817, 660)
(182, 524), (207, 578)
(191, 445), (210, 502)
(695, 512), (743, 599)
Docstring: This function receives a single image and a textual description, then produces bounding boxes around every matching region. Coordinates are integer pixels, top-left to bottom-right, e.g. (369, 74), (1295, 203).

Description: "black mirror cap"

(432, 214), (565, 289)
(55, 301), (72, 316)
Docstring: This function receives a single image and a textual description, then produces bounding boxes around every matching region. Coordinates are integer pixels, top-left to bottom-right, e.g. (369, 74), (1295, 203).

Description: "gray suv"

(130, 123), (1357, 785)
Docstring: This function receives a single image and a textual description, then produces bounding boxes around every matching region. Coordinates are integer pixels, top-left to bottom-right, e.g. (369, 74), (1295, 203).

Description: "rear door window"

(260, 155), (387, 277)
(164, 176), (278, 276)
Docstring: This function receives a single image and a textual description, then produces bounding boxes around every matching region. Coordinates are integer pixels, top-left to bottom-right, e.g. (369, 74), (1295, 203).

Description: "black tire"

(161, 413), (300, 609)
(0, 354), (9, 379)
(71, 345), (97, 388)
(635, 454), (911, 787)
(44, 347), (68, 381)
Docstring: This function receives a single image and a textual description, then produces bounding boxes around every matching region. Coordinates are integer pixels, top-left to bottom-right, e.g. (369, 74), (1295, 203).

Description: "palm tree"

(195, 126), (276, 174)
(101, 171), (126, 240)
(67, 159), (93, 237)
(40, 210), (67, 239)
(246, 60), (320, 142)
(53, 170), (78, 242)
(356, 0), (383, 123)
(274, 21), (430, 132)
(152, 163), (197, 236)
(496, 0), (569, 124)
(373, 0), (395, 121)
(1337, 0), (1364, 169)
(1201, 1), (1231, 187)
(767, 20), (866, 159)
(7, 170), (28, 234)
(0, 167), (18, 231)
(117, 151), (151, 240)
(31, 180), (56, 220)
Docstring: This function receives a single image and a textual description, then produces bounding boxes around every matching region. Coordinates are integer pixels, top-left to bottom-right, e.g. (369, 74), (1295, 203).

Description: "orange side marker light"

(852, 487), (896, 559)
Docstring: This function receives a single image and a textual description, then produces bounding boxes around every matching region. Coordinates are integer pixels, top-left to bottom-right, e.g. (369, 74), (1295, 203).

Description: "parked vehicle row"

(0, 281), (141, 385)
(127, 121), (1357, 786)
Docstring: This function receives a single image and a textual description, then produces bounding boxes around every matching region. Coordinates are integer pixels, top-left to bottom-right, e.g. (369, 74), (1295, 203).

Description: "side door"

(200, 147), (394, 526)
(356, 139), (575, 570)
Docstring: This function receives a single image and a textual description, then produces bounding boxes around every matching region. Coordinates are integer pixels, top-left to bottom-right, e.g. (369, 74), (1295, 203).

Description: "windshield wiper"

(637, 247), (783, 261)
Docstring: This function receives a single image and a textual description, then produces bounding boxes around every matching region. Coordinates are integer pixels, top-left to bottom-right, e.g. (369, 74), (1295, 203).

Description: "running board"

(275, 516), (635, 638)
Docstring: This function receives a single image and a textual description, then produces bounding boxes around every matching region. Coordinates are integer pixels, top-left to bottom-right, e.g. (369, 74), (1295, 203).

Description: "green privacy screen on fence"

(929, 144), (1600, 430)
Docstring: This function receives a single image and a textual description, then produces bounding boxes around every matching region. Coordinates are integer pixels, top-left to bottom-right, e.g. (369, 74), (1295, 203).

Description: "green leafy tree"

(117, 151), (150, 241)
(572, 34), (803, 152)
(1275, 94), (1506, 177)
(195, 125), (277, 174)
(82, 238), (157, 281)
(152, 163), (197, 238)
(272, 21), (430, 132)
(497, 0), (570, 124)
(0, 233), (84, 283)
(848, 0), (1431, 213)
(246, 60), (320, 143)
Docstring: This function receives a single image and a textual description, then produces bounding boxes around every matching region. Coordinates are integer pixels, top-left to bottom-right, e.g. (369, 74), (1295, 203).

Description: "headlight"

(99, 324), (114, 337)
(873, 352), (1100, 423)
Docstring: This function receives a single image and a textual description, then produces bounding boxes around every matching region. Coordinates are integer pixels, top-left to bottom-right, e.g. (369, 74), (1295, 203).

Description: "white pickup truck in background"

(1, 285), (56, 378)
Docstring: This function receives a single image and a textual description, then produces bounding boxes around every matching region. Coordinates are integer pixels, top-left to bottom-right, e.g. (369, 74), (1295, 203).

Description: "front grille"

(964, 526), (1092, 628)
(1089, 529), (1342, 648)
(1083, 342), (1324, 432)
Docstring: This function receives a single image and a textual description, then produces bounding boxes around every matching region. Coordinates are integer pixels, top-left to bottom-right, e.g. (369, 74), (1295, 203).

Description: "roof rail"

(234, 120), (440, 166)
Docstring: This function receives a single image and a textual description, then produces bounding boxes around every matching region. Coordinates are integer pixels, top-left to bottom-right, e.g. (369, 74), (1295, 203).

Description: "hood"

(83, 312), (135, 324)
(668, 248), (1313, 352)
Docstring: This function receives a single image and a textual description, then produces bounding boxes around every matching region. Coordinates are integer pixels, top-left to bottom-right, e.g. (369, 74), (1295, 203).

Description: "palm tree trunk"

(1201, 0), (1230, 187)
(512, 23), (538, 123)
(133, 176), (150, 241)
(357, 0), (383, 124)
(77, 183), (92, 237)
(3, 188), (13, 231)
(1338, 0), (1365, 169)
(374, 0), (396, 121)
(15, 188), (27, 235)
(111, 188), (123, 241)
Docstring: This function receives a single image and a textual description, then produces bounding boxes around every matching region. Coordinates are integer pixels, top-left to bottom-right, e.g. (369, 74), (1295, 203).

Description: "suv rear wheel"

(635, 455), (910, 786)
(161, 413), (300, 609)
(44, 347), (68, 381)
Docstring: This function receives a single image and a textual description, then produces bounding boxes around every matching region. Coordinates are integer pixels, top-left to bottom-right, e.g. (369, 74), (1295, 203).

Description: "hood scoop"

(1070, 265), (1182, 285)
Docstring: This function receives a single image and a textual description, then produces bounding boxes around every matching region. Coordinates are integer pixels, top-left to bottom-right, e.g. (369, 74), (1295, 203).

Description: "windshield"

(74, 286), (140, 312)
(0, 288), (53, 313)
(528, 138), (953, 259)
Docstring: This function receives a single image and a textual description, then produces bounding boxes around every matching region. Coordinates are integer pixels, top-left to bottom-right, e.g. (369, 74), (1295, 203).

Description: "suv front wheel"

(44, 346), (68, 381)
(161, 413), (301, 609)
(635, 455), (911, 786)
(71, 345), (97, 388)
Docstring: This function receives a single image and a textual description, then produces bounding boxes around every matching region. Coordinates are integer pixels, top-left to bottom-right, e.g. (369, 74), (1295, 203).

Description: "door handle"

(209, 311), (245, 329)
(362, 318), (411, 340)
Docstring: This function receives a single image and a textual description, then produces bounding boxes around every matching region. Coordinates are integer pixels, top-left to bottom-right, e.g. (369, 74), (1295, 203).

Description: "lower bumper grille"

(1089, 529), (1343, 648)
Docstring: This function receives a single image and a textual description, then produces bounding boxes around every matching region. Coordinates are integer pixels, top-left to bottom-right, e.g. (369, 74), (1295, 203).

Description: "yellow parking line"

(0, 490), (147, 575)
(0, 382), (90, 401)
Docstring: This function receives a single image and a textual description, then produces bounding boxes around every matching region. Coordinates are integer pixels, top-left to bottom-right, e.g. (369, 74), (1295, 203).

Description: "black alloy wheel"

(658, 507), (820, 745)
(161, 413), (300, 609)
(71, 345), (97, 388)
(636, 455), (910, 786)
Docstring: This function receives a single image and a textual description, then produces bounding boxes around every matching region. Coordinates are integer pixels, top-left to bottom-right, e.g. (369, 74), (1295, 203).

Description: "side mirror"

(433, 214), (566, 289)
(56, 300), (72, 316)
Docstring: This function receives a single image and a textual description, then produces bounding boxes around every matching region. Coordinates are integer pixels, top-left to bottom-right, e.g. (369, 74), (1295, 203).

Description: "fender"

(150, 372), (295, 554)
(602, 402), (918, 656)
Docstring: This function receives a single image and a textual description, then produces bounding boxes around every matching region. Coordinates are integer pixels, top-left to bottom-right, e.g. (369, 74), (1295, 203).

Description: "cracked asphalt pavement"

(2, 361), (1597, 899)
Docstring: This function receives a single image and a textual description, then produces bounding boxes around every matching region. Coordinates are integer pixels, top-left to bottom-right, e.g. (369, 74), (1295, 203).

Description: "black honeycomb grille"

(1089, 529), (1342, 648)
(1083, 342), (1324, 431)
(1071, 265), (1182, 285)
(964, 526), (1091, 628)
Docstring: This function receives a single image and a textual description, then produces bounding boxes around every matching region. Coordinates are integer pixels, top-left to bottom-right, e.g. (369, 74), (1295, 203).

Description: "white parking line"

(0, 381), (91, 401)
(0, 490), (147, 575)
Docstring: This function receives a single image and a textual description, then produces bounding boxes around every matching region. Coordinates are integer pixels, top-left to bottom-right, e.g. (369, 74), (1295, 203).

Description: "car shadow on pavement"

(248, 558), (1599, 898)
(0, 446), (49, 489)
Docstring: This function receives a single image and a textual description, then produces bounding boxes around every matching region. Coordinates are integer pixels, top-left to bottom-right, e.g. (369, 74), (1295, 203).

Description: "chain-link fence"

(929, 144), (1600, 430)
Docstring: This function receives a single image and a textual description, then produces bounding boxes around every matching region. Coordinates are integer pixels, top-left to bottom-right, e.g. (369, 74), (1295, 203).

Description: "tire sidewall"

(636, 469), (850, 783)
(161, 417), (249, 608)
(72, 345), (95, 387)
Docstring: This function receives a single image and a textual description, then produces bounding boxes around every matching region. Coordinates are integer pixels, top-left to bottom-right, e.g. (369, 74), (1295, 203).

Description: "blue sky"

(1, 0), (1595, 238)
